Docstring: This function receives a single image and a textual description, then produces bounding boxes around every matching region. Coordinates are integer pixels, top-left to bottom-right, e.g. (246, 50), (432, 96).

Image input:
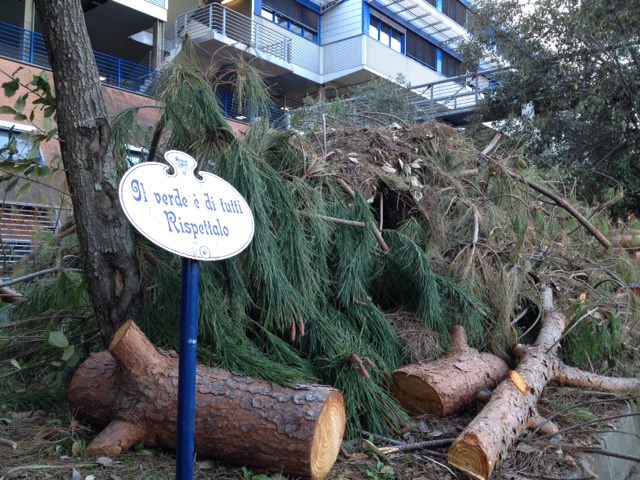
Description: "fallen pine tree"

(448, 287), (640, 480)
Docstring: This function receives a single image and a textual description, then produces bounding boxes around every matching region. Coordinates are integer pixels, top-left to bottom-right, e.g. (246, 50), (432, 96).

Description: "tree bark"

(68, 321), (346, 480)
(447, 288), (640, 480)
(0, 286), (24, 303)
(390, 326), (509, 416)
(35, 0), (142, 341)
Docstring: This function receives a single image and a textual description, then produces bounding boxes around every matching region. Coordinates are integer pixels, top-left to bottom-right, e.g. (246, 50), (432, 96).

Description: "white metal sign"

(118, 150), (254, 261)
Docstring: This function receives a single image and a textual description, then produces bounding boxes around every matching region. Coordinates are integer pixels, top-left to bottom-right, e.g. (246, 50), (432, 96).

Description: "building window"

(261, 7), (317, 42)
(1, 202), (58, 271)
(369, 17), (404, 53)
(0, 124), (44, 164)
(260, 0), (319, 43)
(441, 0), (467, 25)
(406, 31), (437, 69)
(442, 51), (461, 77)
(390, 30), (403, 52)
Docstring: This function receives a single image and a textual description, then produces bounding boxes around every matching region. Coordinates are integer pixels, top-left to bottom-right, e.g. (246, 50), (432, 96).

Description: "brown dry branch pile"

(311, 121), (639, 364)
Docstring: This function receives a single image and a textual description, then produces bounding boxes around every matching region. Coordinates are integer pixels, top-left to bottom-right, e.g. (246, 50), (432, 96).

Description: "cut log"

(616, 233), (640, 249)
(0, 286), (24, 303)
(390, 326), (509, 416)
(68, 320), (346, 480)
(448, 288), (640, 480)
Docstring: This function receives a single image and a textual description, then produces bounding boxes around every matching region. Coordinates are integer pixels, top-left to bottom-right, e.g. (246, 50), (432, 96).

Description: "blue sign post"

(176, 258), (200, 479)
(118, 151), (255, 480)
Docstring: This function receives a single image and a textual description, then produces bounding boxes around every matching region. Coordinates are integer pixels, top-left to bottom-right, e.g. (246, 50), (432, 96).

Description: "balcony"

(0, 21), (158, 97)
(175, 3), (321, 81)
(176, 4), (291, 64)
(108, 0), (168, 21)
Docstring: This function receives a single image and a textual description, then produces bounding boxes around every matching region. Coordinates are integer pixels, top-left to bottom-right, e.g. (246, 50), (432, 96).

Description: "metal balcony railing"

(175, 3), (292, 64)
(0, 21), (158, 97)
(410, 68), (504, 121)
(217, 91), (289, 128)
(0, 21), (50, 68)
(286, 68), (507, 129)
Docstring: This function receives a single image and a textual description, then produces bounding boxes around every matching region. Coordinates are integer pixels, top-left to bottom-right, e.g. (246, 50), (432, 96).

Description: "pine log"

(0, 286), (25, 303)
(390, 326), (509, 416)
(616, 233), (640, 249)
(448, 289), (640, 480)
(68, 320), (346, 480)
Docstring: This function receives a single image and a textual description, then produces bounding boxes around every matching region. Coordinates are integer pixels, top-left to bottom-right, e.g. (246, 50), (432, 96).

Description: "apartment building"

(171, 0), (484, 118)
(0, 0), (483, 273)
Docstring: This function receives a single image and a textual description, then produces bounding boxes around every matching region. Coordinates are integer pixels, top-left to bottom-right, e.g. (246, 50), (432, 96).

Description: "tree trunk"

(390, 326), (509, 416)
(447, 288), (640, 480)
(35, 0), (142, 341)
(68, 321), (346, 480)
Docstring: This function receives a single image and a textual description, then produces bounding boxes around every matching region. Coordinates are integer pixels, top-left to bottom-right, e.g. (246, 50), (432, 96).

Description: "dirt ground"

(2, 386), (637, 480)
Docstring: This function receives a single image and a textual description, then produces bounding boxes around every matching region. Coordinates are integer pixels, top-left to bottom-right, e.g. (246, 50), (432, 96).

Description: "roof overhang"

(369, 0), (468, 50)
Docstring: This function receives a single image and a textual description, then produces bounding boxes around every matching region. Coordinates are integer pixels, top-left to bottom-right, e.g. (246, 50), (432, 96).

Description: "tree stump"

(68, 320), (346, 480)
(448, 288), (640, 480)
(390, 326), (509, 416)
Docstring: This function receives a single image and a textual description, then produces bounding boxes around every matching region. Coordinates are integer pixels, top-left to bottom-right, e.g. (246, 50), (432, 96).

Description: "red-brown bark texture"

(390, 326), (509, 416)
(68, 321), (346, 479)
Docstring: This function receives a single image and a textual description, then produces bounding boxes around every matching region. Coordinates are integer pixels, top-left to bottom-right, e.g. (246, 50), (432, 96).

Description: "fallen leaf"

(48, 331), (69, 348)
(96, 456), (114, 467)
(72, 440), (83, 456)
(516, 443), (536, 454)
(197, 459), (215, 470)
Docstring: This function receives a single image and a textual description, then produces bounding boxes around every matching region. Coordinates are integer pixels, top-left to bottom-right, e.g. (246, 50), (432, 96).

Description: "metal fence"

(217, 91), (289, 128)
(0, 202), (63, 272)
(175, 3), (292, 63)
(0, 21), (50, 68)
(286, 68), (506, 129)
(0, 21), (158, 97)
(409, 68), (505, 121)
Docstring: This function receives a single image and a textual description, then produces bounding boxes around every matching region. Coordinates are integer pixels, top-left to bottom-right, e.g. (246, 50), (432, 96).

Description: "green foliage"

(0, 69), (59, 199)
(0, 269), (97, 409)
(565, 309), (621, 370)
(462, 0), (640, 211)
(366, 460), (396, 480)
(241, 466), (270, 480)
(352, 74), (416, 124)
(291, 74), (416, 130)
(129, 61), (419, 434)
(384, 229), (445, 337)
